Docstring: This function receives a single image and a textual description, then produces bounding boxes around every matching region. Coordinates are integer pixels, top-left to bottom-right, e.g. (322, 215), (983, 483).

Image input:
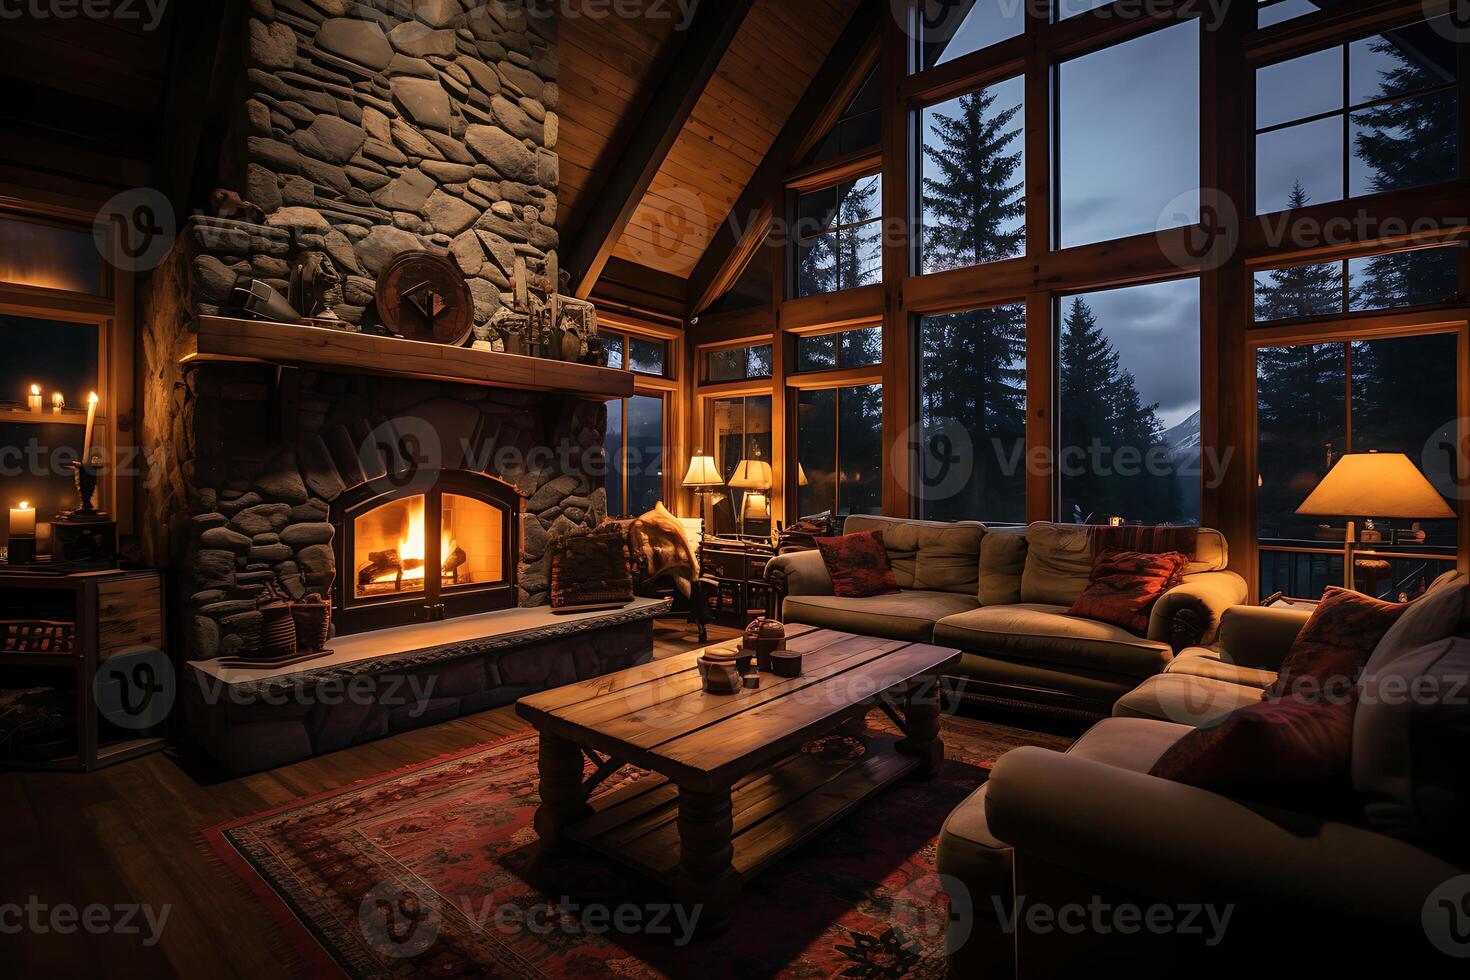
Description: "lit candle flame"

(18, 502), (29, 512)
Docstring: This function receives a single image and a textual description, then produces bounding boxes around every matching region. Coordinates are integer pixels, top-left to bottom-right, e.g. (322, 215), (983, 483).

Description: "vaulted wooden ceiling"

(558, 0), (865, 309)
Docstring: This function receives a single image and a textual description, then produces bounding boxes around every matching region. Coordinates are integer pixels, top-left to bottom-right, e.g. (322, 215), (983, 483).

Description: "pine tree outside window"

(1253, 217), (1460, 323)
(919, 303), (1027, 524)
(1254, 16), (1458, 215)
(1056, 280), (1201, 527)
(918, 76), (1025, 275)
(794, 176), (883, 298)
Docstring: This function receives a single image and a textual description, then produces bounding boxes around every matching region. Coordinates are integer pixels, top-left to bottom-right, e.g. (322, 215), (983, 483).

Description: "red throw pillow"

(1268, 587), (1408, 702)
(1150, 693), (1358, 816)
(815, 530), (900, 599)
(1067, 549), (1190, 636)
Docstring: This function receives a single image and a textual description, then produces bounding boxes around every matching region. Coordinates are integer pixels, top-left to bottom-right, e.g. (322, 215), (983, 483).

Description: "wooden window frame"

(0, 194), (133, 537)
(684, 0), (1470, 596)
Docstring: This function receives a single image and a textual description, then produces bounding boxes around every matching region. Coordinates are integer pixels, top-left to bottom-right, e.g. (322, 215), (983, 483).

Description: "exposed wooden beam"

(157, 0), (235, 219)
(566, 0), (756, 300)
(688, 0), (883, 317)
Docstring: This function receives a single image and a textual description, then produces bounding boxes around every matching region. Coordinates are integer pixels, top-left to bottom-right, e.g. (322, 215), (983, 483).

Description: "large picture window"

(1057, 19), (1200, 248)
(794, 326), (882, 373)
(795, 385), (884, 520)
(795, 176), (883, 298)
(1253, 245), (1460, 322)
(710, 395), (773, 520)
(918, 76), (1025, 274)
(1254, 17), (1458, 214)
(1057, 279), (1201, 526)
(604, 394), (666, 518)
(1257, 332), (1458, 600)
(919, 303), (1027, 523)
(913, 0), (1024, 73)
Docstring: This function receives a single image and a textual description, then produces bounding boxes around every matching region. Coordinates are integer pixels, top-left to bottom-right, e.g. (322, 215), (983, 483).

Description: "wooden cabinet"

(698, 537), (781, 627)
(0, 568), (168, 771)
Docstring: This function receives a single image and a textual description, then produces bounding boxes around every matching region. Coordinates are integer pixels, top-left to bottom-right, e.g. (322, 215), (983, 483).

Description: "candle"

(27, 385), (41, 413)
(51, 392), (64, 415)
(10, 502), (35, 537)
(81, 392), (99, 464)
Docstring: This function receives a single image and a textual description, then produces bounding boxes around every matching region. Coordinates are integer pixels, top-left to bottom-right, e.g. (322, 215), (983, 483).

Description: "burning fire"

(394, 497), (456, 585)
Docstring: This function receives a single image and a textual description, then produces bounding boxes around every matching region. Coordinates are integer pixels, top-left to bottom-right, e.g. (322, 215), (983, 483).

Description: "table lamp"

(682, 452), (724, 531)
(1296, 452), (1456, 591)
(728, 452), (773, 538)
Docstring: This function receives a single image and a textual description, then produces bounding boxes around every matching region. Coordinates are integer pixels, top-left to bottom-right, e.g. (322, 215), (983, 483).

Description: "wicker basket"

(290, 596), (332, 653)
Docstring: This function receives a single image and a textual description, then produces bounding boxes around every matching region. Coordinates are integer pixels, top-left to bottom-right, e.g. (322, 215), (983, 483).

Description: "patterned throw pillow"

(1067, 550), (1190, 636)
(549, 524), (634, 612)
(1150, 693), (1359, 816)
(815, 530), (900, 599)
(1267, 587), (1408, 702)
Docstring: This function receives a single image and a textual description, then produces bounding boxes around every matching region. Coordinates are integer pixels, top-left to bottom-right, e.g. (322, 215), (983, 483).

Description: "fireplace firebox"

(333, 472), (521, 635)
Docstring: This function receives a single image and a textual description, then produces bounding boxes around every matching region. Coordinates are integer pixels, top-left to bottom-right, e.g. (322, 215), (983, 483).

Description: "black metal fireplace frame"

(332, 470), (521, 635)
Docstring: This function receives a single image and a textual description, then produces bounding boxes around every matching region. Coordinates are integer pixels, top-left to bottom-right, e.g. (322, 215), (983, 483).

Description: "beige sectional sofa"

(939, 582), (1470, 976)
(767, 516), (1248, 719)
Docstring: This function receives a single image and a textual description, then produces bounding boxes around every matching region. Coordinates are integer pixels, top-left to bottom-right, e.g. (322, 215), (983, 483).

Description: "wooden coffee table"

(515, 625), (961, 935)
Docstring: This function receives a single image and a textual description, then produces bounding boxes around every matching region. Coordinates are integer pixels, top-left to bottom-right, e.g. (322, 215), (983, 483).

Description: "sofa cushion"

(1114, 673), (1267, 727)
(979, 529), (1027, 606)
(783, 591), (979, 643)
(1069, 716), (1194, 772)
(934, 604), (1173, 679)
(815, 530), (900, 598)
(1021, 523), (1230, 607)
(844, 515), (985, 595)
(1363, 571), (1468, 677)
(1020, 523), (1095, 605)
(1068, 549), (1191, 636)
(1355, 636), (1470, 848)
(1166, 648), (1279, 689)
(1269, 587), (1407, 701)
(1150, 693), (1358, 816)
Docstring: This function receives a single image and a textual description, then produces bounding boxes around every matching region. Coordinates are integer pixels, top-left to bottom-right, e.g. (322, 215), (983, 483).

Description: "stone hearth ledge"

(188, 597), (670, 701)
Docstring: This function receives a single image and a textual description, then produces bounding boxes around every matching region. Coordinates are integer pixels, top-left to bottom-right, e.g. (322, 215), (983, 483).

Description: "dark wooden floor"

(0, 620), (739, 979)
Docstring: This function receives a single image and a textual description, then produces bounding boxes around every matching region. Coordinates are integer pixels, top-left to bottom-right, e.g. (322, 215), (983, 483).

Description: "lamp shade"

(742, 492), (771, 521)
(1296, 453), (1456, 519)
(728, 458), (773, 490)
(682, 454), (724, 488)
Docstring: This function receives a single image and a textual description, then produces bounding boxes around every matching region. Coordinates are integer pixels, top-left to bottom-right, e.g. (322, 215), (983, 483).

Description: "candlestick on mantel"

(81, 392), (99, 463)
(51, 393), (65, 415)
(27, 385), (42, 414)
(10, 501), (36, 537)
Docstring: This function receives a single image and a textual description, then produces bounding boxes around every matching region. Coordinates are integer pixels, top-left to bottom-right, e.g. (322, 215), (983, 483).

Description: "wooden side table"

(697, 536), (780, 626)
(0, 567), (168, 771)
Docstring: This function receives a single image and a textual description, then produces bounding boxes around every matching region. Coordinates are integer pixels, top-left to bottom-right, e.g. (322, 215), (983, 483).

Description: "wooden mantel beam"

(565, 0), (755, 301)
(687, 0), (882, 318)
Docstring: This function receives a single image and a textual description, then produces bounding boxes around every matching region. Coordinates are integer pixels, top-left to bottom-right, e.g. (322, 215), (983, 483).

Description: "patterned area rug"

(206, 717), (1072, 979)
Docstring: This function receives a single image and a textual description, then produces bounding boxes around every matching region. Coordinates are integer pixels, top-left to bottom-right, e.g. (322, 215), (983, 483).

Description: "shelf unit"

(0, 567), (167, 771)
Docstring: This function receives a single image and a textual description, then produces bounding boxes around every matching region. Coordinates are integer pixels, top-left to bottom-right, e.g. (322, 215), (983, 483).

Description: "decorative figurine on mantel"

(289, 251), (345, 327)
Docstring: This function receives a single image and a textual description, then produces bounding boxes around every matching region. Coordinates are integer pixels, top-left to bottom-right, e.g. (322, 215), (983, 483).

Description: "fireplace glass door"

(337, 473), (519, 633)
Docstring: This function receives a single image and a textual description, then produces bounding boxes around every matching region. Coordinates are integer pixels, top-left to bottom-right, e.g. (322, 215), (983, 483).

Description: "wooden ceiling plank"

(688, 0), (882, 316)
(566, 0), (757, 298)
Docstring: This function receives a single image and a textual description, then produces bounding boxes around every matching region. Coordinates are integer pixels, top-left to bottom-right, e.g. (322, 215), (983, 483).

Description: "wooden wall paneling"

(566, 0), (756, 298)
(880, 4), (912, 518)
(1201, 0), (1254, 584)
(770, 191), (790, 526)
(1024, 0), (1054, 525)
(781, 284), (887, 332)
